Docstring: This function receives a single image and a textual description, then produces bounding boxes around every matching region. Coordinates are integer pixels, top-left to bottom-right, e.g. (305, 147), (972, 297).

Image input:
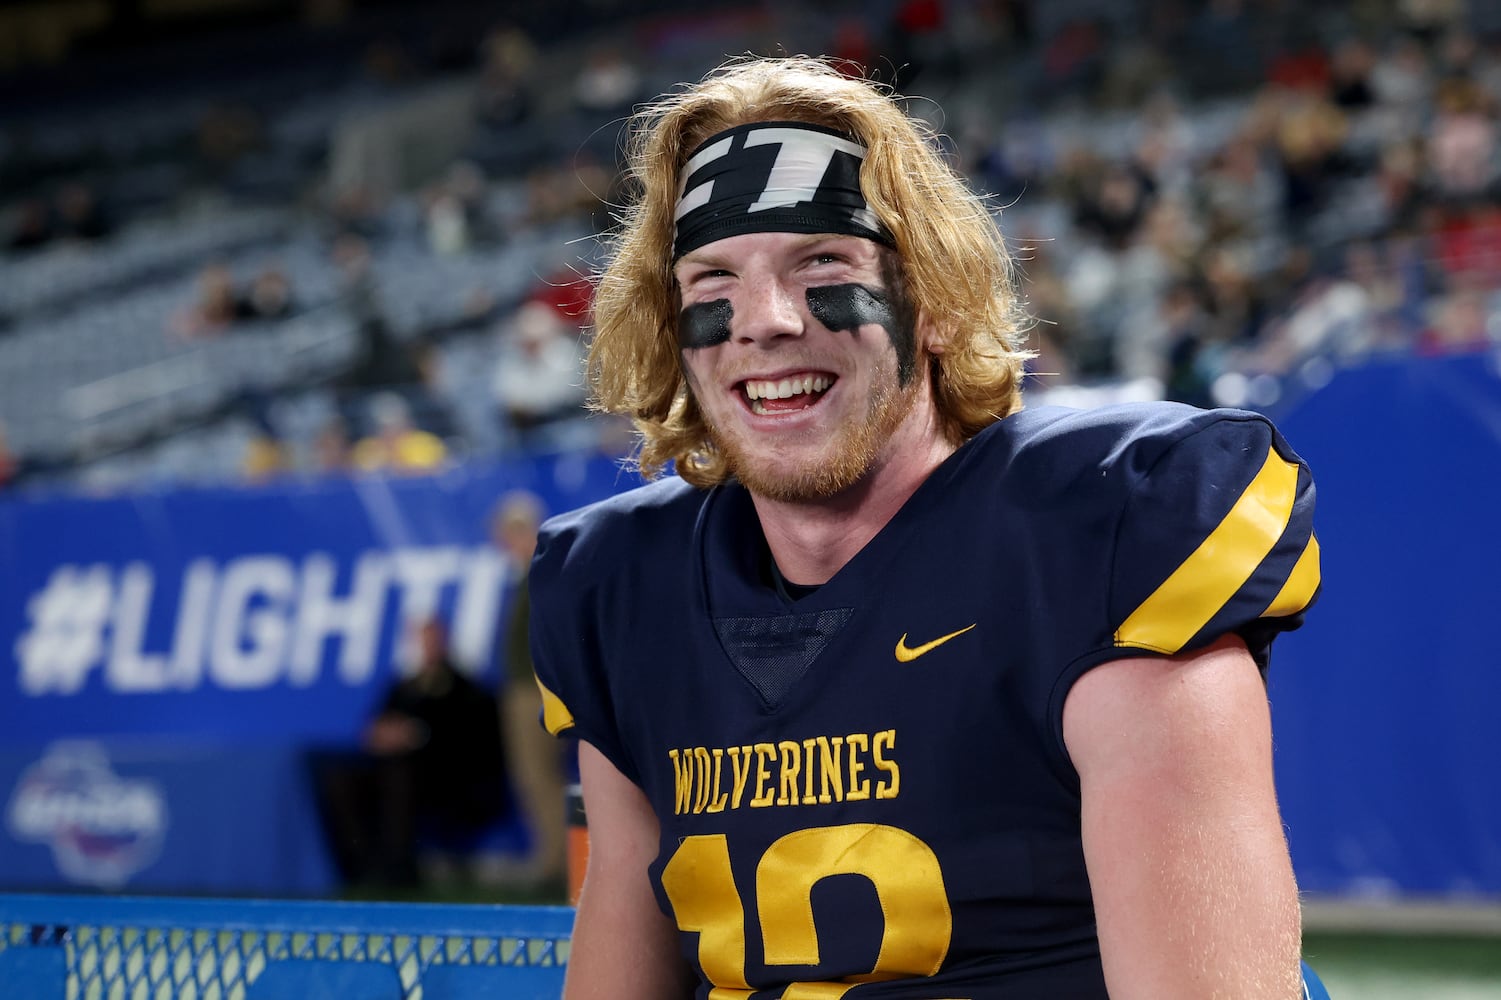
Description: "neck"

(750, 403), (954, 586)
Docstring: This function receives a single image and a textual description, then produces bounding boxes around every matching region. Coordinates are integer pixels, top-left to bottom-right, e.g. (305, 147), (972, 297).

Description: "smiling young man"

(529, 57), (1323, 998)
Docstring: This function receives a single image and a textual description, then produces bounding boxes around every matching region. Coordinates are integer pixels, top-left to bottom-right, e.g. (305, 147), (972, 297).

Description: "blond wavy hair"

(590, 55), (1031, 486)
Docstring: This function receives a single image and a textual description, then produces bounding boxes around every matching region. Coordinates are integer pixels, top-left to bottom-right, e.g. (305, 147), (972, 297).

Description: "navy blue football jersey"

(530, 402), (1320, 999)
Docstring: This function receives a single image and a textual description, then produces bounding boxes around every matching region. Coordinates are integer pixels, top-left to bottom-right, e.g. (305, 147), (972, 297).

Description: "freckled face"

(674, 231), (928, 502)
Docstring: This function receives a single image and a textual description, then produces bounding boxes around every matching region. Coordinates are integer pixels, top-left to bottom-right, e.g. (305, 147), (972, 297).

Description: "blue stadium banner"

(0, 450), (640, 893)
(0, 452), (637, 745)
(0, 740), (336, 894)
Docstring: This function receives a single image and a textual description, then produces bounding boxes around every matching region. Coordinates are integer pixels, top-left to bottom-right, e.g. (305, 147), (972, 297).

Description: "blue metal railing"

(0, 894), (573, 999)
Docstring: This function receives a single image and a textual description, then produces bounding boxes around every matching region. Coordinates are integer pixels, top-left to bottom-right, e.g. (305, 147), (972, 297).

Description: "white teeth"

(743, 376), (832, 402)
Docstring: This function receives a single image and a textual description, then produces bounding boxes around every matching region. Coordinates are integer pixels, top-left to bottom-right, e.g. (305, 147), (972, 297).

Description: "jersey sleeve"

(1105, 410), (1320, 668)
(527, 509), (639, 785)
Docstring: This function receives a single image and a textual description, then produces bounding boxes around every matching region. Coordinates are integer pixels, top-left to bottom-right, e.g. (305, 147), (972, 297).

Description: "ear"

(918, 311), (947, 355)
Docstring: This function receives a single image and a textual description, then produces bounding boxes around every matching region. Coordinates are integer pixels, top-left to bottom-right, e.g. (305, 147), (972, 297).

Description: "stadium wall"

(1268, 350), (1501, 901)
(0, 353), (1498, 901)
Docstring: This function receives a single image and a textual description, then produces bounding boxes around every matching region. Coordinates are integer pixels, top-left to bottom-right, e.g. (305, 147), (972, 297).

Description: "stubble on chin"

(707, 369), (919, 503)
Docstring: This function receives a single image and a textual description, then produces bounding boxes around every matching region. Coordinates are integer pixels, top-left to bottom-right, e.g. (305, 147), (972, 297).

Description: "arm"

(564, 740), (696, 1000)
(1062, 634), (1303, 1000)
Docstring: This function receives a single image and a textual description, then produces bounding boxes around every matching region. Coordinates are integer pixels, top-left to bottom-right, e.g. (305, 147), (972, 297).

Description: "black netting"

(713, 608), (854, 707)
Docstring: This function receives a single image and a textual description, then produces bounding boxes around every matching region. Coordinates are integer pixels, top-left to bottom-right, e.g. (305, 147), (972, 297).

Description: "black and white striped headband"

(672, 121), (896, 260)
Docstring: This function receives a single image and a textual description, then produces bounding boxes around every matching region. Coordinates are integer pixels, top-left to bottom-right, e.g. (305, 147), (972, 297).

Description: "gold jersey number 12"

(660, 822), (953, 999)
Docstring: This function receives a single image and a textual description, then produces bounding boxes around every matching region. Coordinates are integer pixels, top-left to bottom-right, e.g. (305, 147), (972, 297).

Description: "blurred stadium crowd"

(1, 0), (1499, 493)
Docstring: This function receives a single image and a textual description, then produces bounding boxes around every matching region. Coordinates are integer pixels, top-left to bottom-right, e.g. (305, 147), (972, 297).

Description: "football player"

(531, 56), (1321, 998)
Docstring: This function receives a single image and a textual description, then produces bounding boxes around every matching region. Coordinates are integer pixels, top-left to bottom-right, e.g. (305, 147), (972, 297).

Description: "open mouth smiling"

(739, 373), (836, 415)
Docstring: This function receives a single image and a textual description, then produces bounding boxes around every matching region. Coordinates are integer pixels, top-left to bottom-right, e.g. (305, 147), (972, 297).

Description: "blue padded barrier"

(0, 894), (572, 999)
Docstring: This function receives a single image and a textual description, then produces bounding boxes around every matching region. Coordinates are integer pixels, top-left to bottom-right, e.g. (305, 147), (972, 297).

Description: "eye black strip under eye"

(678, 298), (734, 349)
(806, 283), (917, 384)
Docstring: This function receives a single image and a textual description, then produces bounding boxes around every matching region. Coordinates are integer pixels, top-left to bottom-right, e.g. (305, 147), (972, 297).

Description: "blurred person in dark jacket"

(318, 615), (510, 888)
(333, 233), (424, 397)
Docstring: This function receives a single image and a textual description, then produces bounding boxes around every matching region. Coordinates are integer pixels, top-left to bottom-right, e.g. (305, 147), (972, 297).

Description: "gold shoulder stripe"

(536, 677), (576, 735)
(1264, 533), (1320, 618)
(1116, 444), (1299, 653)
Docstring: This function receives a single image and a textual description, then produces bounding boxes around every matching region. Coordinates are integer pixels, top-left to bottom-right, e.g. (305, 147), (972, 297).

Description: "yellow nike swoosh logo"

(894, 624), (977, 663)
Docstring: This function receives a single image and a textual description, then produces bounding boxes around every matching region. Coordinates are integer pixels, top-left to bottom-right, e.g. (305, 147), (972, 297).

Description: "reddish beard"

(705, 363), (921, 503)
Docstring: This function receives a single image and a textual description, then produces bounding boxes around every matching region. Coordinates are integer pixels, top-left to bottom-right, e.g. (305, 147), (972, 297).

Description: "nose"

(733, 272), (804, 345)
